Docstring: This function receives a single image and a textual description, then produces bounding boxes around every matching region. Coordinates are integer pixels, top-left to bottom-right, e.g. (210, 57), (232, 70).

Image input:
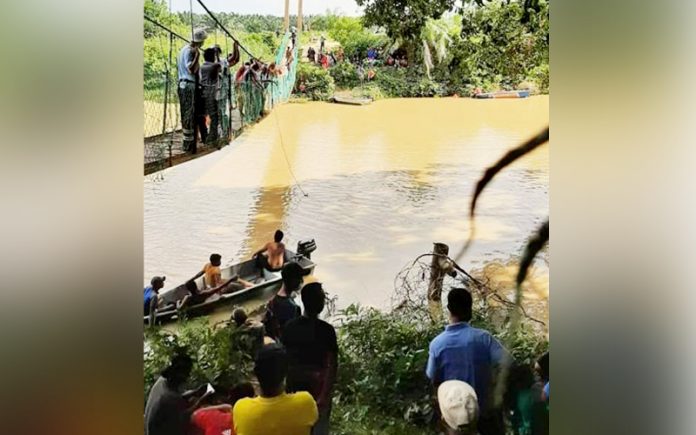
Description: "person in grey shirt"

(144, 352), (225, 435)
(177, 28), (207, 153)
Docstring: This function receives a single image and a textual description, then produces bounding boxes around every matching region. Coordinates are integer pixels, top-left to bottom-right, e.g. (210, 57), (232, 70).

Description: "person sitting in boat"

(252, 230), (286, 279)
(191, 253), (254, 292)
(178, 277), (236, 309)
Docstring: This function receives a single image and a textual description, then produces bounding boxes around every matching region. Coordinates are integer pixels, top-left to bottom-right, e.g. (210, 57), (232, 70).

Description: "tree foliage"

(355, 0), (456, 50)
(294, 63), (336, 100)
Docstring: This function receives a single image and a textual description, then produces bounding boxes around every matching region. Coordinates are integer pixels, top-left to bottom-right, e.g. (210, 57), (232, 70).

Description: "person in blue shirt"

(426, 287), (510, 435)
(144, 276), (166, 320)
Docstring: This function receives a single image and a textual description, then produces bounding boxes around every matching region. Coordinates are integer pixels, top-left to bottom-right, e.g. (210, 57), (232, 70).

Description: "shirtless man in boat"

(252, 230), (286, 276)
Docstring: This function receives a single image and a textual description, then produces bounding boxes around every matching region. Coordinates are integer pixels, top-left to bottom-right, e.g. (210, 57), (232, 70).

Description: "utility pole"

(297, 0), (303, 32)
(284, 0), (290, 31)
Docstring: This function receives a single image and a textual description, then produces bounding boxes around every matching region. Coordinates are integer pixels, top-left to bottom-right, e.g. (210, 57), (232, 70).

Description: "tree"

(355, 0), (456, 58)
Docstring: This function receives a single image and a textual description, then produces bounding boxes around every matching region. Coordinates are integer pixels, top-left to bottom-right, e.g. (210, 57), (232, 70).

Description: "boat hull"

(144, 251), (315, 325)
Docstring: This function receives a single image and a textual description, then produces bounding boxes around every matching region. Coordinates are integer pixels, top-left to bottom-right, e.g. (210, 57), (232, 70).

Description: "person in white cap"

(438, 380), (479, 435)
(426, 288), (510, 435)
(177, 28), (207, 154)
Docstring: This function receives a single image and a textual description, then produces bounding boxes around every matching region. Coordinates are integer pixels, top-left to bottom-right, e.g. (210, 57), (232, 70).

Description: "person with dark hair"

(200, 47), (222, 145)
(190, 253), (253, 293)
(262, 261), (310, 340)
(426, 288), (510, 435)
(144, 276), (166, 317)
(252, 229), (286, 277)
(145, 352), (219, 435)
(281, 282), (338, 435)
(307, 46), (316, 63)
(233, 344), (318, 435)
(231, 307), (265, 358)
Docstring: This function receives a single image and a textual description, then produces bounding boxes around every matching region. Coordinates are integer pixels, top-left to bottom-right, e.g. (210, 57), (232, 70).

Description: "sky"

(169, 0), (363, 17)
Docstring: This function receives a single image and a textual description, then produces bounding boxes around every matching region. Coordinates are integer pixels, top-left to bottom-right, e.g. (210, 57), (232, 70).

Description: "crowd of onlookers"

(144, 230), (549, 435)
(176, 28), (297, 154)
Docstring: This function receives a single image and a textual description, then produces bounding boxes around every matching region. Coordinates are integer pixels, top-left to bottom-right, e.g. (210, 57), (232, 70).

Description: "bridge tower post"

(297, 0), (303, 32)
(284, 0), (290, 31)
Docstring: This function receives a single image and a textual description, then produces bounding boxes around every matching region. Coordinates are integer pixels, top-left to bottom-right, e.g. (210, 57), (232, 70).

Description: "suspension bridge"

(144, 0), (303, 175)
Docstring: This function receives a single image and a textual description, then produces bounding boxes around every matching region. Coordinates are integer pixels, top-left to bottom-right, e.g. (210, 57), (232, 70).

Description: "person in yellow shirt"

(233, 344), (318, 435)
(192, 253), (254, 292)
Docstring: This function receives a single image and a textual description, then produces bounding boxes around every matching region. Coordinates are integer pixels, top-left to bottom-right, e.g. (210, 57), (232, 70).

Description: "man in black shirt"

(282, 282), (338, 435)
(263, 261), (309, 340)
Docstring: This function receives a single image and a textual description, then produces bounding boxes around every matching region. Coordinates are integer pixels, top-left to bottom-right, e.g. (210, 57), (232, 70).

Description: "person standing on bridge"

(200, 48), (221, 146)
(177, 28), (207, 154)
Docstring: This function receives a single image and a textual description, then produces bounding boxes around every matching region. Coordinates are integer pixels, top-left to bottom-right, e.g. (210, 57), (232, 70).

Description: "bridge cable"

(194, 0), (258, 61)
(271, 108), (309, 197)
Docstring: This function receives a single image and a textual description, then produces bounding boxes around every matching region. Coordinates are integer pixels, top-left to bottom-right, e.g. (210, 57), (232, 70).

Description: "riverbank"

(145, 280), (548, 434)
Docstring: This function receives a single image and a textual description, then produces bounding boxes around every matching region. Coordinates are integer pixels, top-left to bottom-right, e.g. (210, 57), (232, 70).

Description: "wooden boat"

(473, 90), (530, 99)
(145, 243), (317, 325)
(331, 95), (373, 106)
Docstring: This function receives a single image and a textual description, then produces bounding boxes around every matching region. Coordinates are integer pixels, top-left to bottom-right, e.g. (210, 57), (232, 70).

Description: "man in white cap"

(177, 28), (207, 153)
(438, 380), (479, 435)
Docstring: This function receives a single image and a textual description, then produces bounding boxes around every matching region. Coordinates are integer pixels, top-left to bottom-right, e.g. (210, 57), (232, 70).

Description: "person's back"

(200, 60), (220, 87)
(145, 376), (189, 435)
(427, 288), (509, 435)
(233, 344), (317, 435)
(428, 323), (505, 411)
(282, 283), (337, 435)
(267, 293), (300, 336)
(265, 241), (285, 269)
(145, 354), (194, 435)
(191, 407), (231, 435)
(233, 391), (316, 435)
(282, 316), (336, 399)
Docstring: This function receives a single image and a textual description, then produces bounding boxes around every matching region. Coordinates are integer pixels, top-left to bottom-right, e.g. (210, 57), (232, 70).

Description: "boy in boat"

(192, 253), (254, 293)
(252, 230), (286, 277)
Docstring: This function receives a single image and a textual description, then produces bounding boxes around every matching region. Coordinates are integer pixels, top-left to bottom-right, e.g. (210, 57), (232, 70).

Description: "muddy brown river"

(144, 96), (549, 323)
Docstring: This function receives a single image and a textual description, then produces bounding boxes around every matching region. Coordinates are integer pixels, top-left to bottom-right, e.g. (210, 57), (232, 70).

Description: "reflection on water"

(145, 96), (548, 320)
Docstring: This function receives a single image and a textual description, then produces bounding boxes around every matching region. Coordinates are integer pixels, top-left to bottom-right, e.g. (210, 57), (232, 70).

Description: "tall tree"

(355, 0), (456, 58)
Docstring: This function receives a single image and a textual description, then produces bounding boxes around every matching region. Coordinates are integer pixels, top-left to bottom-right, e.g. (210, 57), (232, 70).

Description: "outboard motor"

(297, 239), (317, 259)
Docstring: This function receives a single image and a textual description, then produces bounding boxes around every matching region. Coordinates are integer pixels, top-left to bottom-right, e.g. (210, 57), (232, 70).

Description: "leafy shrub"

(353, 84), (384, 100)
(143, 320), (255, 405)
(329, 62), (360, 89)
(527, 63), (549, 93)
(294, 63), (336, 101)
(333, 300), (548, 429)
(369, 67), (446, 98)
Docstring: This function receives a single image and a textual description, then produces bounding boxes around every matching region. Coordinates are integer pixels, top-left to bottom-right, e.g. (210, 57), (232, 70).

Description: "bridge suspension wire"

(194, 0), (258, 61)
(144, 15), (190, 43)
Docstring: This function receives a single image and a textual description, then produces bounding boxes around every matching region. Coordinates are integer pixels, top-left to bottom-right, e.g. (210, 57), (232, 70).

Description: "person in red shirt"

(190, 383), (255, 435)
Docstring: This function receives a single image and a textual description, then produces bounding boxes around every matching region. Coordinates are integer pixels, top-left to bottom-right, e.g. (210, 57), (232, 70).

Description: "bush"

(294, 63), (335, 101)
(369, 67), (446, 98)
(333, 300), (548, 429)
(329, 62), (360, 89)
(143, 320), (255, 405)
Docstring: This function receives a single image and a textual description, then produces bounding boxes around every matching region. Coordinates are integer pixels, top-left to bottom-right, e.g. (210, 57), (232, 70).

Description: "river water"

(144, 96), (549, 322)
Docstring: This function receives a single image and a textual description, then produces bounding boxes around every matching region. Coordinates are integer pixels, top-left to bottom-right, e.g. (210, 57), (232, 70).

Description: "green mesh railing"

(144, 27), (298, 173)
(234, 31), (298, 126)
